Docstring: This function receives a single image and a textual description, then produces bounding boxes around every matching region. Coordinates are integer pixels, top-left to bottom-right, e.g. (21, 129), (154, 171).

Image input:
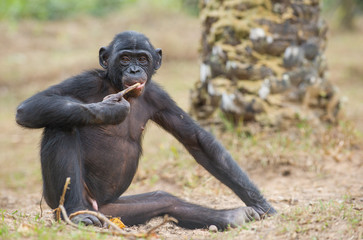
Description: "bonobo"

(16, 31), (276, 230)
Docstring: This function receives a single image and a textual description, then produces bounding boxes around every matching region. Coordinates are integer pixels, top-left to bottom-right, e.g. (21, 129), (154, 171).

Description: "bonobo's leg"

(40, 128), (101, 226)
(99, 191), (260, 230)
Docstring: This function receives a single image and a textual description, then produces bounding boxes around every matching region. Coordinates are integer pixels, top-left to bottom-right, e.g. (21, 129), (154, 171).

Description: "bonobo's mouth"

(124, 82), (145, 91)
(135, 82), (146, 90)
(124, 82), (146, 99)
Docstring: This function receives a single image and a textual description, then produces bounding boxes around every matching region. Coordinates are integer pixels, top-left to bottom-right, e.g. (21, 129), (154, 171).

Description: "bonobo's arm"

(148, 83), (276, 216)
(16, 72), (130, 129)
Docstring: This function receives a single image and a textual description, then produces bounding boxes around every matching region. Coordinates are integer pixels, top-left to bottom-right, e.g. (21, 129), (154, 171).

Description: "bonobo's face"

(116, 49), (151, 98)
(99, 31), (162, 96)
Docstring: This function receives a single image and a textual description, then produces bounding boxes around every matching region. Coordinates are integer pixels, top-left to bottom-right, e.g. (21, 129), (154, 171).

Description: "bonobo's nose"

(129, 66), (140, 74)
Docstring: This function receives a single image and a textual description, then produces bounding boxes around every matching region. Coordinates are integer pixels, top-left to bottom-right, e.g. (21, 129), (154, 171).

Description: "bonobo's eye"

(138, 56), (148, 65)
(120, 56), (130, 65)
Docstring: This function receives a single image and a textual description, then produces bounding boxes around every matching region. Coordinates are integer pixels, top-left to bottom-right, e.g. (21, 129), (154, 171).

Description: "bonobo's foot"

(71, 213), (102, 227)
(253, 203), (278, 218)
(227, 207), (261, 228)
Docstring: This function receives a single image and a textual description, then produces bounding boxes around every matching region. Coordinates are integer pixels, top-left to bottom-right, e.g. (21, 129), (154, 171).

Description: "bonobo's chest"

(80, 97), (150, 162)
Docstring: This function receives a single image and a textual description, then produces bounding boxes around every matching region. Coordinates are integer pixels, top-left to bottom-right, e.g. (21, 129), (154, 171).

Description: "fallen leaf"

(109, 217), (126, 229)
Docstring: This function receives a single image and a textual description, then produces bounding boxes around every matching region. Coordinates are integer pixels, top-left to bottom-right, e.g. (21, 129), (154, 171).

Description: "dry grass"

(0, 2), (362, 240)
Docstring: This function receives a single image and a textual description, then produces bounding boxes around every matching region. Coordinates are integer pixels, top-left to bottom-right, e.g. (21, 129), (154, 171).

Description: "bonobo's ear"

(99, 47), (109, 69)
(154, 48), (162, 70)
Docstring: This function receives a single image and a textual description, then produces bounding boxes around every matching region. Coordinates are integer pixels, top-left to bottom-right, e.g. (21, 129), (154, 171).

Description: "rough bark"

(190, 0), (340, 129)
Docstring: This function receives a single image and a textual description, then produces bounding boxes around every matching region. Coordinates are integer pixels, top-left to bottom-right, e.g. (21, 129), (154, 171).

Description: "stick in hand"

(103, 83), (141, 102)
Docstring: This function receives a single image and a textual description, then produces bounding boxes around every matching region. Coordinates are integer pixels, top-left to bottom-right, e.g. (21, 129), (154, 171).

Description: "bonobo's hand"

(71, 213), (103, 227)
(102, 92), (129, 105)
(85, 92), (130, 125)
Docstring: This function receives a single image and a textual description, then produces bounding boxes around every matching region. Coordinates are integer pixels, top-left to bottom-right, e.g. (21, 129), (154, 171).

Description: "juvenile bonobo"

(16, 31), (276, 230)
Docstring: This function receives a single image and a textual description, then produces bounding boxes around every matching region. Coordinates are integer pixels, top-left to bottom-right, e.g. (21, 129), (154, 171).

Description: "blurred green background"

(1, 0), (362, 29)
(0, 0), (199, 20)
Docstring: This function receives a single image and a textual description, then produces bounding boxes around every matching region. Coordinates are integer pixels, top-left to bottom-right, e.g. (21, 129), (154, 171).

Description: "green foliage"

(182, 0), (199, 16)
(0, 0), (199, 21)
(0, 0), (136, 21)
(322, 0), (363, 11)
(322, 0), (362, 29)
(218, 110), (246, 137)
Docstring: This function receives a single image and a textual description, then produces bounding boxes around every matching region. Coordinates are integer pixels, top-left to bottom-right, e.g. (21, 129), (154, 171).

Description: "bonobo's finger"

(71, 213), (102, 227)
(102, 94), (121, 102)
(103, 94), (112, 101)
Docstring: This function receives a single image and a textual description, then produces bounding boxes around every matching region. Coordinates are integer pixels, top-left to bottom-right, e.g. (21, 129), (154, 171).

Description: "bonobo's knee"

(15, 104), (24, 124)
(15, 103), (35, 128)
(151, 191), (180, 204)
(152, 190), (175, 199)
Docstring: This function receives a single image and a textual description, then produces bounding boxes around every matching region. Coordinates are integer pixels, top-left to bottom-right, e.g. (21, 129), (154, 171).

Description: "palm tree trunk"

(190, 0), (340, 128)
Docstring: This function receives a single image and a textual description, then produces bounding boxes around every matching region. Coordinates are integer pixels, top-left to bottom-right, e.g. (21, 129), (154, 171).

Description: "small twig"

(146, 215), (178, 235)
(120, 83), (140, 95)
(260, 206), (273, 219)
(59, 205), (80, 228)
(60, 205), (144, 239)
(56, 177), (71, 221)
(69, 210), (132, 235)
(39, 193), (44, 218)
(55, 177), (175, 239)
(103, 83), (140, 101)
(56, 178), (140, 238)
(59, 177), (71, 206)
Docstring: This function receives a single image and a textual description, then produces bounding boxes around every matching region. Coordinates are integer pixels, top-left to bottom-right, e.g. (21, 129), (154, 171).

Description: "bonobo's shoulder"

(145, 81), (167, 96)
(60, 69), (106, 88)
(78, 69), (106, 80)
(50, 69), (108, 94)
(144, 81), (174, 100)
(143, 81), (176, 109)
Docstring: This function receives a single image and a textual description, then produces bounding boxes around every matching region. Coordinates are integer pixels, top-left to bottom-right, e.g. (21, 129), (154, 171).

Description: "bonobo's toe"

(244, 207), (261, 221)
(71, 213), (102, 227)
(229, 207), (261, 227)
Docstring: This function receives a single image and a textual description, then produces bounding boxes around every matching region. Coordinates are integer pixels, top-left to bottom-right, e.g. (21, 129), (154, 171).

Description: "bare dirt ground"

(0, 3), (362, 240)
